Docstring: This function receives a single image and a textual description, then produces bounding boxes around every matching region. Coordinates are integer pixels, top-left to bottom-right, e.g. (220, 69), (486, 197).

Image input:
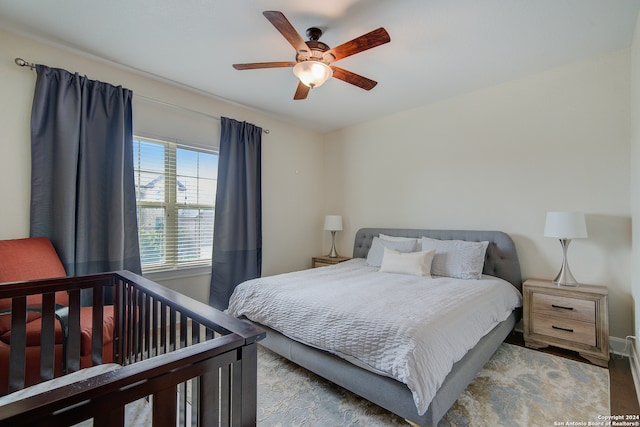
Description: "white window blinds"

(133, 136), (217, 272)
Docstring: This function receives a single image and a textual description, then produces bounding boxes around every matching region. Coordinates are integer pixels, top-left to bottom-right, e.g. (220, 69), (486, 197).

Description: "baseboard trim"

(610, 336), (630, 356)
(630, 340), (640, 409)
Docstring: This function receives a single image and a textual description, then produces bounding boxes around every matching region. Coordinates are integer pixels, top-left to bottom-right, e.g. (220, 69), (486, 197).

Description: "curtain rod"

(14, 57), (270, 134)
(133, 94), (269, 134)
(14, 57), (36, 69)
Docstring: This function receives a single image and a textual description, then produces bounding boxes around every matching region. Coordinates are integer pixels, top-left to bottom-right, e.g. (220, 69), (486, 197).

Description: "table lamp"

(544, 211), (588, 286)
(324, 215), (343, 258)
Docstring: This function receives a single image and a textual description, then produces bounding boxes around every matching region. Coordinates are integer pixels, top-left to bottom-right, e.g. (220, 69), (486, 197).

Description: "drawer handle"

(551, 304), (574, 311)
(552, 325), (574, 333)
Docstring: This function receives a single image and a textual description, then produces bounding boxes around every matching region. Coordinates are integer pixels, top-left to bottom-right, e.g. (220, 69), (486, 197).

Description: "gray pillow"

(366, 237), (417, 267)
(420, 237), (489, 280)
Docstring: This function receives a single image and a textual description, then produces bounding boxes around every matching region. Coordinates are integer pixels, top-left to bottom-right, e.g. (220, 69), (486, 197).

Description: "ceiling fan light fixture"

(293, 61), (332, 88)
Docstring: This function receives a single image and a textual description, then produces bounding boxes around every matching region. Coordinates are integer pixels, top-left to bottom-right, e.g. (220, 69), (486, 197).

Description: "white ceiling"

(1, 0), (639, 133)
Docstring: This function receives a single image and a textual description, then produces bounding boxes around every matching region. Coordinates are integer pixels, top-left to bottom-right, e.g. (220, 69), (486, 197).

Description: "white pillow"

(366, 237), (417, 267)
(379, 247), (436, 277)
(420, 237), (489, 280)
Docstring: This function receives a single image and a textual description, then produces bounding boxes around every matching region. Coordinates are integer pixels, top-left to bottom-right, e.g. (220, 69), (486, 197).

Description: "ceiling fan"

(232, 11), (391, 100)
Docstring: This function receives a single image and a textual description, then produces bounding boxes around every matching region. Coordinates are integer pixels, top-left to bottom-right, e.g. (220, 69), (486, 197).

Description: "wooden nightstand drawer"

(532, 293), (595, 323)
(532, 315), (596, 347)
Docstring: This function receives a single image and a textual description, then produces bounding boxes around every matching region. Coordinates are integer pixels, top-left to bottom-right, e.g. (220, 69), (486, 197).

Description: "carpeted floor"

(257, 343), (610, 427)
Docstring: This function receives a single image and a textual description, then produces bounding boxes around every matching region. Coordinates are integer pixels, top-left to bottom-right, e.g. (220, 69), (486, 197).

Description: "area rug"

(257, 343), (610, 427)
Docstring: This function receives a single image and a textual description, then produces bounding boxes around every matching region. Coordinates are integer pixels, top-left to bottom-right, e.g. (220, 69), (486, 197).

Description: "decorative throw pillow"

(379, 247), (436, 277)
(366, 237), (417, 267)
(420, 237), (489, 280)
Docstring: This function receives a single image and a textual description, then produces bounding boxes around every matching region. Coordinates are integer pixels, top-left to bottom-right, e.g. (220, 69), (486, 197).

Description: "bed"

(228, 228), (522, 426)
(0, 270), (265, 426)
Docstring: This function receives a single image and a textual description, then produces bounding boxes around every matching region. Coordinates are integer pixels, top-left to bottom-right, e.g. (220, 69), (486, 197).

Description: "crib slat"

(180, 314), (187, 349)
(94, 406), (125, 427)
(231, 359), (242, 427)
(169, 307), (177, 352)
(92, 285), (104, 366)
(137, 288), (144, 361)
(192, 320), (201, 345)
(129, 284), (135, 363)
(66, 289), (81, 373)
(39, 292), (56, 381)
(153, 385), (177, 427)
(114, 278), (124, 364)
(161, 301), (167, 355)
(151, 299), (159, 357)
(126, 284), (135, 363)
(133, 288), (140, 362)
(200, 369), (219, 427)
(138, 288), (145, 360)
(8, 296), (27, 393)
(238, 343), (258, 426)
(137, 289), (145, 361)
(144, 294), (151, 358)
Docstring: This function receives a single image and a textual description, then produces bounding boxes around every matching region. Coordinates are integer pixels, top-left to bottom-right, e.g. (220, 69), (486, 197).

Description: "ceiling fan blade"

(233, 61), (296, 70)
(327, 27), (390, 62)
(330, 66), (378, 90)
(294, 81), (310, 100)
(263, 11), (308, 53)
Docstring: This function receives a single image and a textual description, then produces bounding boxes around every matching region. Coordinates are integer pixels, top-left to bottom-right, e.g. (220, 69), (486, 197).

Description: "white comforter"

(227, 259), (522, 415)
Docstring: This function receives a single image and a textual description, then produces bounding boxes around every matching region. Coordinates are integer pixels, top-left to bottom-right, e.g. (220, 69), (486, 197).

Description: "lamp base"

(553, 238), (579, 287)
(327, 231), (339, 258)
(553, 270), (579, 287)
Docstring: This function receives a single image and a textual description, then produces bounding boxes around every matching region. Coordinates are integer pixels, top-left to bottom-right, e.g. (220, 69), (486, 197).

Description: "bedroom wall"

(1, 28), (634, 342)
(631, 11), (640, 356)
(0, 29), (326, 302)
(324, 50), (633, 340)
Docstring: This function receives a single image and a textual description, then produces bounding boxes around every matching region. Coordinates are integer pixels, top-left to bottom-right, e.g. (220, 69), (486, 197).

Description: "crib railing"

(0, 270), (265, 426)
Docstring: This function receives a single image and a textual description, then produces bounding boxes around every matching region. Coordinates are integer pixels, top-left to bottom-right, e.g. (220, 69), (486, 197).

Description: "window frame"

(133, 135), (218, 274)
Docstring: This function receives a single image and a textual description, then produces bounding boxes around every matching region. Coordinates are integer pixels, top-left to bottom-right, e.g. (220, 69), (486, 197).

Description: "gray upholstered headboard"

(353, 228), (522, 291)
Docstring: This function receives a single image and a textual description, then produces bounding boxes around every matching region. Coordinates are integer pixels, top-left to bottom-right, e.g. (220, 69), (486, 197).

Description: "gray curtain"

(209, 117), (262, 310)
(30, 65), (141, 288)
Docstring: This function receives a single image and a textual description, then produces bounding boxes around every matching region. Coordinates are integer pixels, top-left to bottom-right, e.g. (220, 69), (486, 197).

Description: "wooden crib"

(0, 270), (265, 426)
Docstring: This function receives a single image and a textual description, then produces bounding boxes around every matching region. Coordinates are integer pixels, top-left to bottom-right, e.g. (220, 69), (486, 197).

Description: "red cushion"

(0, 237), (66, 283)
(0, 238), (69, 335)
(0, 316), (65, 346)
(79, 306), (115, 357)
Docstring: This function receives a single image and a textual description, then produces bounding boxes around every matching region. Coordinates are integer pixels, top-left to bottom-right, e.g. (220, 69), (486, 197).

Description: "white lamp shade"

(293, 61), (333, 88)
(324, 215), (343, 231)
(544, 212), (587, 239)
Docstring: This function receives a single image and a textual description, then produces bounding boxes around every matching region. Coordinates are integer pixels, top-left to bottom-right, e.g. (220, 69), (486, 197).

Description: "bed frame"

(256, 228), (522, 427)
(0, 270), (265, 426)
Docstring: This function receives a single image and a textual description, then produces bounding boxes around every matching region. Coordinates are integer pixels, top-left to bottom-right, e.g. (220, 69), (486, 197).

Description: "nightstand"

(523, 278), (609, 367)
(312, 255), (351, 268)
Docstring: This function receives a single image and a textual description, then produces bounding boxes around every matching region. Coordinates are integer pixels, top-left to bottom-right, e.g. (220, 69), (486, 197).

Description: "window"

(133, 136), (218, 272)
